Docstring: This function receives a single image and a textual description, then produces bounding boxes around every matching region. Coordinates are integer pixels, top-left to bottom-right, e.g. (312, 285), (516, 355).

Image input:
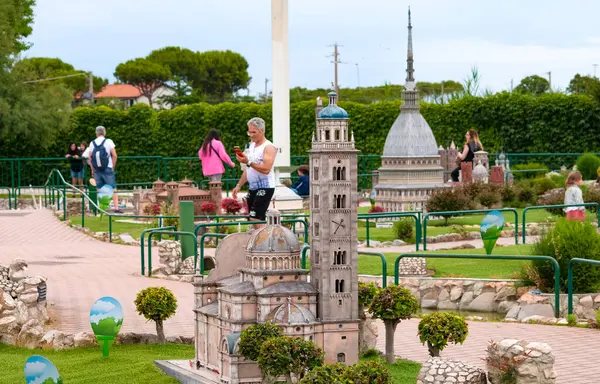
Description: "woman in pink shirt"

(198, 129), (235, 181)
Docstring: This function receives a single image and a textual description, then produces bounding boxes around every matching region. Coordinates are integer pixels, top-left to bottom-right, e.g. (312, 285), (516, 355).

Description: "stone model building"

(374, 8), (447, 211)
(189, 91), (360, 384)
(133, 178), (222, 216)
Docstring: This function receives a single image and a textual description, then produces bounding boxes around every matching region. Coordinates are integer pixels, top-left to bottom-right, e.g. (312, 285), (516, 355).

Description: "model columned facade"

(374, 8), (447, 211)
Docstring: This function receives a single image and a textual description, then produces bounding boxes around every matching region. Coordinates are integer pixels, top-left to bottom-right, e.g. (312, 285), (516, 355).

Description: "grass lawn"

(0, 343), (420, 384)
(360, 355), (421, 384)
(355, 244), (534, 279)
(0, 343), (193, 384)
(69, 216), (157, 239)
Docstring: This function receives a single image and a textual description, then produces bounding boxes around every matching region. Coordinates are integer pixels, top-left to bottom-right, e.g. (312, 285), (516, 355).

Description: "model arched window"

(341, 167), (346, 180)
(314, 167), (319, 180)
(337, 353), (346, 363)
(313, 194), (319, 209)
(314, 222), (319, 236)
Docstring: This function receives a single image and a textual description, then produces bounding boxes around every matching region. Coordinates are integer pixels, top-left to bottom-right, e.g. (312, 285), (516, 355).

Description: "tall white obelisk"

(270, 0), (303, 211)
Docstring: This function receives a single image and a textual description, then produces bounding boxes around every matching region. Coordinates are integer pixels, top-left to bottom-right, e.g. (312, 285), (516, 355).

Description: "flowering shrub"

(200, 202), (217, 215)
(368, 205), (385, 213)
(143, 203), (161, 216)
(221, 198), (243, 215)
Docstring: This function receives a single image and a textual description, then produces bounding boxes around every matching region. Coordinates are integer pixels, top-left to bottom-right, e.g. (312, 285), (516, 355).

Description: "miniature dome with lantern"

(245, 210), (301, 270)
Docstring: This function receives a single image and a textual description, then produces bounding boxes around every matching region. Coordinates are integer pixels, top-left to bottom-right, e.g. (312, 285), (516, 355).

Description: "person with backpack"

(87, 125), (122, 213)
(198, 128), (235, 181)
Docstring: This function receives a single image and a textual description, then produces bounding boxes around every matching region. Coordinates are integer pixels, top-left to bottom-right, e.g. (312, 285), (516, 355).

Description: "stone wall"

(0, 259), (49, 347)
(151, 240), (196, 282)
(395, 277), (519, 314)
(417, 357), (487, 384)
(486, 339), (556, 384)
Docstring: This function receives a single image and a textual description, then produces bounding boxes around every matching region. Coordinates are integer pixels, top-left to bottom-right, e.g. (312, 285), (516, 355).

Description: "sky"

(23, 0), (600, 96)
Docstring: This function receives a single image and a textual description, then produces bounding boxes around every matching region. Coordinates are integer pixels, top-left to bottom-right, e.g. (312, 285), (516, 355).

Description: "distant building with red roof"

(75, 84), (175, 109)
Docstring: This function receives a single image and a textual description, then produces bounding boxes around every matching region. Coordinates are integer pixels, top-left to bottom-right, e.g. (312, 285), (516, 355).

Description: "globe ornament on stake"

(90, 296), (123, 357)
(24, 355), (62, 383)
(480, 210), (504, 255)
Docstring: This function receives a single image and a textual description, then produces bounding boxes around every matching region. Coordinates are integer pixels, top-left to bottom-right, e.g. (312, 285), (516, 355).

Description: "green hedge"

(7, 91), (600, 159)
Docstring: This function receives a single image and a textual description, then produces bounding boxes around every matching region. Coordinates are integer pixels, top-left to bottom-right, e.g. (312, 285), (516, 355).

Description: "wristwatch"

(247, 159), (253, 167)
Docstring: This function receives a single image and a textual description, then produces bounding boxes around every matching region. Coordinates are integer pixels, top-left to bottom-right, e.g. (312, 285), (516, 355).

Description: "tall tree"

(12, 57), (108, 95)
(568, 74), (600, 102)
(114, 58), (171, 107)
(514, 75), (550, 96)
(0, 0), (73, 157)
(147, 46), (199, 96)
(195, 50), (251, 102)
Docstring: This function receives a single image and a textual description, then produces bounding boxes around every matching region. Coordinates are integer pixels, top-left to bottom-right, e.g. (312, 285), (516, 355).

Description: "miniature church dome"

(246, 210), (301, 253)
(318, 91), (348, 119)
(245, 210), (302, 270)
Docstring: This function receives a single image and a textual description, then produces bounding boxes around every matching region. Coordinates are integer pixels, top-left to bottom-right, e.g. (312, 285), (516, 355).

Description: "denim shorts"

(94, 168), (116, 189)
(70, 169), (84, 179)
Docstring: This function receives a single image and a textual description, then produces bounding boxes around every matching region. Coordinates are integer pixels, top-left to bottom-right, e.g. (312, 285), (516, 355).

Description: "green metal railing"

(194, 219), (308, 244)
(567, 258), (600, 315)
(301, 244), (310, 269)
(423, 208), (519, 250)
(0, 187), (12, 209)
(359, 251), (388, 288)
(359, 211), (422, 249)
(393, 253), (561, 317)
(197, 233), (228, 275)
(146, 231), (197, 277)
(522, 203), (600, 244)
(140, 226), (177, 275)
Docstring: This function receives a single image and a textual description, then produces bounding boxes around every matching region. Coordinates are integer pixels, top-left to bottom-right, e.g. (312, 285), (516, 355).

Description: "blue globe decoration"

(480, 210), (505, 255)
(24, 356), (62, 384)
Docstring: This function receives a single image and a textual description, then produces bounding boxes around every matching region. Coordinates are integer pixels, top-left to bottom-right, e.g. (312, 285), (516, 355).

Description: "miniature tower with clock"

(309, 89), (360, 365)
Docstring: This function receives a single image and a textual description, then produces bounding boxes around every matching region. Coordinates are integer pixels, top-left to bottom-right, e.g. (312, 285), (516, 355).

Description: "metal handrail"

(522, 203), (600, 244)
(393, 253), (561, 318)
(301, 244), (310, 269)
(140, 226), (177, 275)
(197, 233), (228, 275)
(567, 258), (600, 315)
(423, 208), (519, 250)
(359, 251), (388, 288)
(0, 187), (12, 209)
(146, 230), (197, 277)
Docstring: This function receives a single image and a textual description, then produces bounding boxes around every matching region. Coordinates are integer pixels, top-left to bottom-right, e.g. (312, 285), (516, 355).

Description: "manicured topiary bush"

(369, 285), (419, 364)
(238, 322), (283, 362)
(134, 287), (178, 344)
(417, 312), (469, 357)
(392, 218), (413, 240)
(576, 153), (600, 180)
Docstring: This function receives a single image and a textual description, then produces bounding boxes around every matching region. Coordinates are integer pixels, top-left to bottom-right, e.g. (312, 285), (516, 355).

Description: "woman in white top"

(564, 171), (585, 221)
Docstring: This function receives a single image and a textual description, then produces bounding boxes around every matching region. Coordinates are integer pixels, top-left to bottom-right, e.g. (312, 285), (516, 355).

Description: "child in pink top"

(198, 129), (235, 181)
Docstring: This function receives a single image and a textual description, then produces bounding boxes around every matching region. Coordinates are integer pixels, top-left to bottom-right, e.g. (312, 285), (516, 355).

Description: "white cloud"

(24, 361), (46, 377)
(90, 313), (111, 324)
(91, 300), (115, 314)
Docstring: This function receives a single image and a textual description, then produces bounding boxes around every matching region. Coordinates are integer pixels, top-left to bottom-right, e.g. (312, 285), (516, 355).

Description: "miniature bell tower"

(309, 89), (360, 364)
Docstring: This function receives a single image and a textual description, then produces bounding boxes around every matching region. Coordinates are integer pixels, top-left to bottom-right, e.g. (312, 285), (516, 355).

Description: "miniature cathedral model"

(374, 8), (446, 211)
(191, 90), (360, 384)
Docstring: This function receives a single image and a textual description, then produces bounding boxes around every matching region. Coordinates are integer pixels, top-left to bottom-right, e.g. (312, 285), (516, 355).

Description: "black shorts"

(246, 188), (275, 220)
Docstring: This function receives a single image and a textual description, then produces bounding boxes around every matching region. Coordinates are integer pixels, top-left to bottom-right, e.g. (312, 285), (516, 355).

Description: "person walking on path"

(232, 117), (277, 229)
(198, 128), (235, 181)
(87, 126), (122, 213)
(564, 170), (585, 221)
(451, 129), (483, 182)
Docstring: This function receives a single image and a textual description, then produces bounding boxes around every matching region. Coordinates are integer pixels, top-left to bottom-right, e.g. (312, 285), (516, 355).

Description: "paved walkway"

(0, 209), (596, 383)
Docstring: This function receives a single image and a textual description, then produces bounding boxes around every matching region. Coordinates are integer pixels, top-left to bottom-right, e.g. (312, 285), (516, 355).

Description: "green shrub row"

(9, 92), (600, 161)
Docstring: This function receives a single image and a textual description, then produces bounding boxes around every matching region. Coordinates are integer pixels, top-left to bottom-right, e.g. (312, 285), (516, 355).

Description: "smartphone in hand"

(234, 146), (243, 157)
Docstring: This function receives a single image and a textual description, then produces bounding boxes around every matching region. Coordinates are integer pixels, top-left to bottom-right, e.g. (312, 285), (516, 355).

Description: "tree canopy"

(12, 57), (108, 94)
(514, 75), (550, 95)
(568, 74), (600, 102)
(0, 0), (73, 155)
(114, 58), (171, 107)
